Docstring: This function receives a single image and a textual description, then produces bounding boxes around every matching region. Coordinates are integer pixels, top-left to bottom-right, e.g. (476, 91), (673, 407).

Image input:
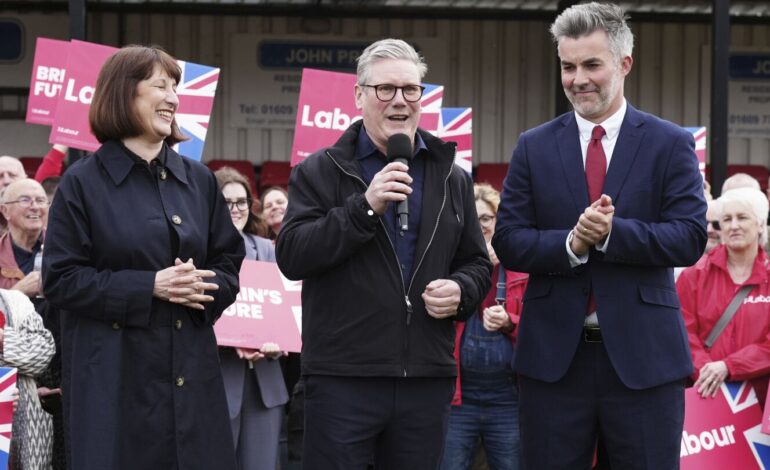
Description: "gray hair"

(716, 187), (769, 246)
(550, 2), (634, 63)
(356, 38), (428, 86)
(721, 172), (761, 194)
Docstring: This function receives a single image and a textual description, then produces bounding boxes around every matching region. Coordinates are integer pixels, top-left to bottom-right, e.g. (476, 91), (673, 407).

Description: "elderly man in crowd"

(277, 38), (491, 469)
(0, 179), (48, 298)
(0, 156), (26, 197)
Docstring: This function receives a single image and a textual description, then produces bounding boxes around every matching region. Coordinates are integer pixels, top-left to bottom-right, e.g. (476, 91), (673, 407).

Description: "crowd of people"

(1, 2), (769, 470)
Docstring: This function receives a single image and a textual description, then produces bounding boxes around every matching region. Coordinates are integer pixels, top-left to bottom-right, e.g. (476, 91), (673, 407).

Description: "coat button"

(175, 319), (182, 330)
(172, 215), (182, 225)
(159, 168), (167, 180)
(112, 322), (121, 330)
(176, 376), (185, 387)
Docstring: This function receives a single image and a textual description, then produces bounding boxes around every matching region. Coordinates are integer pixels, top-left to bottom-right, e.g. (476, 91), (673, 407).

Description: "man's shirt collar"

(575, 98), (627, 143)
(355, 126), (428, 161)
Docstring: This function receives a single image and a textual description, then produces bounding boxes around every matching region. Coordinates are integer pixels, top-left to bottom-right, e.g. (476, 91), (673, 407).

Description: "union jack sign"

(682, 381), (770, 469)
(418, 83), (444, 135)
(0, 367), (16, 469)
(684, 126), (707, 176)
(437, 107), (472, 174)
(173, 61), (220, 161)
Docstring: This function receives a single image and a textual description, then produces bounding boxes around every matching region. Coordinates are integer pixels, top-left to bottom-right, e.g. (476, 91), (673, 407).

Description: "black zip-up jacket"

(276, 121), (492, 378)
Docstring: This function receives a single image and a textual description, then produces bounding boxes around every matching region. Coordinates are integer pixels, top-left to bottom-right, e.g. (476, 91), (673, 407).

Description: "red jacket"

(676, 244), (770, 404)
(452, 268), (528, 405)
(34, 147), (66, 183)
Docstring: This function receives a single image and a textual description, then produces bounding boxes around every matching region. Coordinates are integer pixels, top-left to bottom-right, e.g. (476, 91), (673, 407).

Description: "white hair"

(550, 2), (634, 63)
(721, 172), (761, 194)
(356, 38), (427, 86)
(716, 187), (769, 246)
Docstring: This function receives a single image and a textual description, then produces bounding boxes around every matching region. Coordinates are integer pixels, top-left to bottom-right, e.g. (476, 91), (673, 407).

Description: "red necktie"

(585, 125), (606, 316)
(585, 125), (607, 203)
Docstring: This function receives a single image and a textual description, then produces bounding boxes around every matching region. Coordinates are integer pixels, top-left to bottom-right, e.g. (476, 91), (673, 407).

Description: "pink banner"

(214, 260), (302, 353)
(290, 68), (444, 166)
(48, 40), (118, 151)
(25, 38), (70, 126)
(40, 40), (218, 160)
(681, 382), (770, 469)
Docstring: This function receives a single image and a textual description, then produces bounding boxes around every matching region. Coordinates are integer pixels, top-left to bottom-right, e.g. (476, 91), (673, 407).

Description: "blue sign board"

(729, 54), (770, 80)
(259, 42), (367, 71)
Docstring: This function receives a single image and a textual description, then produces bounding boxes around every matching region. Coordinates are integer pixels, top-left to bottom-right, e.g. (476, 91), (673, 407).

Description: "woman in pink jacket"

(677, 187), (770, 407)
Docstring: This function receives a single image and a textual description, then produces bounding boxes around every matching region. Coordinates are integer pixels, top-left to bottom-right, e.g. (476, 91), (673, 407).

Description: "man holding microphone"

(277, 38), (491, 469)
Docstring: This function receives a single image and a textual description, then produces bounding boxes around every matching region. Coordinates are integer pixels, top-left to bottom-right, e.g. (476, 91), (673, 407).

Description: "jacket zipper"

(326, 151), (409, 292)
(326, 147), (456, 377)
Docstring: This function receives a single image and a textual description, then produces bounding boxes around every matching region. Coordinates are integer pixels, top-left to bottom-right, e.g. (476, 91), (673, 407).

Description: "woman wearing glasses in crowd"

(677, 187), (770, 408)
(215, 167), (289, 470)
(441, 183), (527, 470)
(42, 45), (244, 470)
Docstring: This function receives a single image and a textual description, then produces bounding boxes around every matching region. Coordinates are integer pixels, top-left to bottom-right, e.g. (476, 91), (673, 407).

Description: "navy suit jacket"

(492, 104), (707, 390)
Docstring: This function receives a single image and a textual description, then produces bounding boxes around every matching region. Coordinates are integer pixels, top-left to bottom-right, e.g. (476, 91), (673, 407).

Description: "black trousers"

(518, 338), (685, 470)
(303, 375), (455, 470)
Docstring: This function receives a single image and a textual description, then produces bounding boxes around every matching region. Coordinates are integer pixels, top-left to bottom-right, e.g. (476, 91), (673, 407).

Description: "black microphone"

(386, 133), (413, 231)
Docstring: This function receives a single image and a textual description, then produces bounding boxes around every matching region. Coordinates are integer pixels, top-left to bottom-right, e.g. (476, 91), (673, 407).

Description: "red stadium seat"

(206, 159), (258, 197)
(19, 156), (43, 178)
(475, 163), (509, 192)
(259, 161), (291, 194)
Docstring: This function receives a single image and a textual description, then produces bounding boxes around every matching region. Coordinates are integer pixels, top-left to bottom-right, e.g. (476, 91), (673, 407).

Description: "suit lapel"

(603, 105), (645, 201)
(555, 113), (590, 212)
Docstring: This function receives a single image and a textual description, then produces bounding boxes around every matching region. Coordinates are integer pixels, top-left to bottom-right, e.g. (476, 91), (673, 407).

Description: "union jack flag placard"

(172, 61), (220, 161)
(0, 367), (17, 469)
(438, 108), (472, 174)
(682, 381), (770, 469)
(34, 38), (219, 159)
(684, 126), (707, 176)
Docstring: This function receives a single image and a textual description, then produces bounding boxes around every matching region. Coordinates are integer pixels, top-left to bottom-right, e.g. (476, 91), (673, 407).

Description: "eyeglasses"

(225, 199), (251, 211)
(4, 197), (49, 208)
(709, 220), (720, 231)
(360, 84), (426, 103)
(478, 215), (496, 227)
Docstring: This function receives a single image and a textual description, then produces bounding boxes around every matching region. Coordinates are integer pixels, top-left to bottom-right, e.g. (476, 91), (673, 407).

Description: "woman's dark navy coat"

(43, 141), (245, 470)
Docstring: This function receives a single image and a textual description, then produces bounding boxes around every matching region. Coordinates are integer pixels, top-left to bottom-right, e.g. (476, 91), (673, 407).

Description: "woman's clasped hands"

(154, 258), (219, 310)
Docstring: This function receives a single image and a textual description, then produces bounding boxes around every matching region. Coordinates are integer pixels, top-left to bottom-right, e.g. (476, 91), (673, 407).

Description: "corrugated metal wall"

(3, 11), (770, 169)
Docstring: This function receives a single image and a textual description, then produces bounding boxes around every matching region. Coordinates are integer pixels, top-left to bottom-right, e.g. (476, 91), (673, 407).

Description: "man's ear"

(354, 85), (364, 110)
(620, 55), (633, 76)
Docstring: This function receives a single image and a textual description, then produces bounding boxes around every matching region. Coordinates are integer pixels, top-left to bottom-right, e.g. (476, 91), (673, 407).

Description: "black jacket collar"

(97, 140), (189, 186)
(325, 120), (456, 176)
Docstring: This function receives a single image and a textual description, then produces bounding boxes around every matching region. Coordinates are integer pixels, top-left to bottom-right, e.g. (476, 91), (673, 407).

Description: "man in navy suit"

(492, 3), (707, 469)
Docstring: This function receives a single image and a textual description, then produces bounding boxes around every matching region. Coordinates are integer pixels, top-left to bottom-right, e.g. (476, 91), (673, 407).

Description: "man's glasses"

(709, 220), (720, 231)
(360, 84), (426, 103)
(225, 199), (251, 211)
(478, 215), (496, 227)
(4, 197), (49, 208)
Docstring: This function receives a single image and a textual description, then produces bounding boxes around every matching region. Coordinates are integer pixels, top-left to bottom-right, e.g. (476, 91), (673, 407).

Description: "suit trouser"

(518, 338), (685, 470)
(302, 375), (455, 470)
(231, 367), (283, 470)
